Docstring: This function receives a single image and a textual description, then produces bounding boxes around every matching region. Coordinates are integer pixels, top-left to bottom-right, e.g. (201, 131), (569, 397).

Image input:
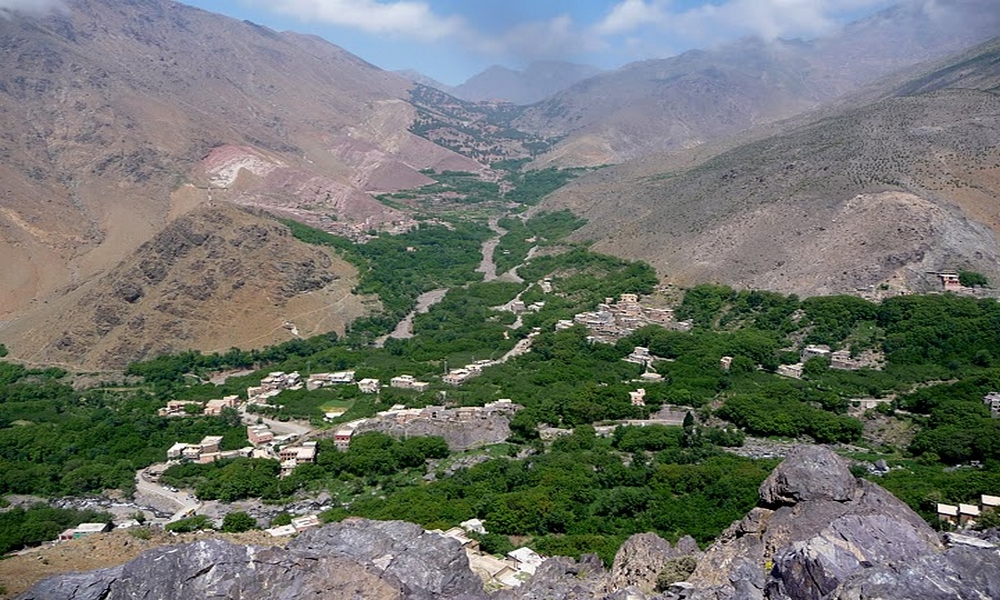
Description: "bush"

(128, 527), (152, 540)
(959, 270), (988, 288)
(271, 512), (293, 527)
(656, 556), (698, 591)
(165, 515), (212, 533)
(221, 511), (257, 533)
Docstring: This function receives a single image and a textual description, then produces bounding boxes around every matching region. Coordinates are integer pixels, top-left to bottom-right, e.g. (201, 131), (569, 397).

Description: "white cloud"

(594, 0), (665, 36)
(471, 14), (607, 61)
(0, 0), (64, 16)
(252, 0), (464, 41)
(593, 0), (894, 43)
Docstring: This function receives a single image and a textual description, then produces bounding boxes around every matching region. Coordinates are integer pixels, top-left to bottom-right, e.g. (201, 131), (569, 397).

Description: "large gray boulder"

(495, 554), (607, 600)
(758, 445), (855, 506)
(290, 518), (485, 598)
(687, 446), (943, 600)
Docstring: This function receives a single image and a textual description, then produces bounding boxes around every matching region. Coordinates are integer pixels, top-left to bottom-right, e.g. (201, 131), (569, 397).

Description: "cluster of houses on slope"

(750, 344), (886, 379)
(559, 293), (691, 344)
(247, 371), (303, 405)
(158, 395), (239, 417)
(331, 399), (521, 452)
(435, 520), (545, 588)
(166, 435), (253, 464)
(937, 494), (1000, 527)
(246, 423), (319, 477)
(167, 424), (317, 477)
(443, 360), (496, 386)
(160, 370), (383, 420)
(389, 374), (430, 392)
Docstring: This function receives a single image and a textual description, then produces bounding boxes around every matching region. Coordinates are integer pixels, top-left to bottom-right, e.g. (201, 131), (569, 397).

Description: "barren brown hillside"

(0, 0), (479, 325)
(1, 203), (373, 370)
(542, 38), (1000, 296)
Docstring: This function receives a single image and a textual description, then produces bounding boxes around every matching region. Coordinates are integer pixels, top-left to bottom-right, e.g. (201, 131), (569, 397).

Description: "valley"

(2, 0), (1000, 599)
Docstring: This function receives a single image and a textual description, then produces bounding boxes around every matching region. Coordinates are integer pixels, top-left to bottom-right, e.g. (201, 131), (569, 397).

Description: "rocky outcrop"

(2, 203), (371, 369)
(354, 414), (513, 452)
(686, 445), (944, 600)
(495, 555), (607, 600)
(18, 519), (489, 600)
(832, 545), (1000, 600)
(604, 533), (701, 594)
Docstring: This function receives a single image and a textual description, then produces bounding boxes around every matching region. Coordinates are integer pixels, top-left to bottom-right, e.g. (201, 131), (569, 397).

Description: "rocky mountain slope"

(453, 61), (602, 105)
(0, 0), (480, 363)
(18, 446), (1000, 600)
(541, 36), (1000, 296)
(515, 0), (1000, 166)
(0, 203), (372, 369)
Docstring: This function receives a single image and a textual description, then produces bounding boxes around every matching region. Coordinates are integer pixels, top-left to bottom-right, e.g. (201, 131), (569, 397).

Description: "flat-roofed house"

(291, 515), (321, 532)
(72, 522), (112, 538)
(506, 547), (545, 575)
(937, 503), (959, 525)
(204, 395), (239, 416)
(960, 503), (981, 526)
(247, 425), (274, 446)
(357, 378), (380, 394)
(200, 435), (224, 454)
(167, 442), (191, 460)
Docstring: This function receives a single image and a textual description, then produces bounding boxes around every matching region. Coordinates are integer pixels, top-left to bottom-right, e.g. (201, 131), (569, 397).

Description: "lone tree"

(959, 270), (989, 288)
(221, 511), (257, 533)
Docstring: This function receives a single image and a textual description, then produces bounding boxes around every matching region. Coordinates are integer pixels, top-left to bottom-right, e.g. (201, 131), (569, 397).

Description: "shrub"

(165, 515), (212, 533)
(221, 511), (257, 533)
(655, 556), (698, 591)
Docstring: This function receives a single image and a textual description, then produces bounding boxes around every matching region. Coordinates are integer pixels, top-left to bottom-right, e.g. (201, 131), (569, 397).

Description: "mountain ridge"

(452, 60), (603, 105)
(539, 35), (1000, 296)
(516, 0), (1000, 166)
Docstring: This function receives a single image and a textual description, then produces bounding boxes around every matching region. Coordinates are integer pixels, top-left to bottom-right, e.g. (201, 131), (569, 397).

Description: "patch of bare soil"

(0, 529), (286, 599)
(862, 413), (917, 453)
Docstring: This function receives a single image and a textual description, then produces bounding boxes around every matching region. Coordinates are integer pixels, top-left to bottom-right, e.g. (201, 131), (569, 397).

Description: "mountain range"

(397, 61), (603, 106)
(515, 0), (1000, 166)
(1, 0), (999, 368)
(540, 36), (1000, 295)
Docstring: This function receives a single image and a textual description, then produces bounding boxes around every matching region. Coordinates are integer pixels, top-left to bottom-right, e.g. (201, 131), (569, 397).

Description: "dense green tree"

(959, 270), (989, 288)
(221, 511), (258, 533)
(165, 515), (212, 533)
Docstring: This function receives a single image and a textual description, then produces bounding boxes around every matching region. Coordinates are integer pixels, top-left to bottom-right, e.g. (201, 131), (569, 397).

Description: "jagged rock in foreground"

(17, 519), (488, 600)
(831, 545), (1000, 600)
(603, 533), (702, 595)
(684, 445), (947, 600)
(496, 554), (607, 600)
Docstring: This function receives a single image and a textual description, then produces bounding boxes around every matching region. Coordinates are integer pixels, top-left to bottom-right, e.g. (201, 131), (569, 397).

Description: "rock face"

(604, 533), (701, 594)
(495, 555), (607, 600)
(356, 414), (513, 452)
(832, 545), (1000, 600)
(18, 519), (489, 600)
(686, 446), (944, 600)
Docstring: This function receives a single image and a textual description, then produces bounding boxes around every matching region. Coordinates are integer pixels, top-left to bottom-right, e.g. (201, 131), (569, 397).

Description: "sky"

(171, 1), (897, 85)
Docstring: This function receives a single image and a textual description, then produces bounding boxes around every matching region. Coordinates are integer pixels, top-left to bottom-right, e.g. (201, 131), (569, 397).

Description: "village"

(47, 283), (1000, 589)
